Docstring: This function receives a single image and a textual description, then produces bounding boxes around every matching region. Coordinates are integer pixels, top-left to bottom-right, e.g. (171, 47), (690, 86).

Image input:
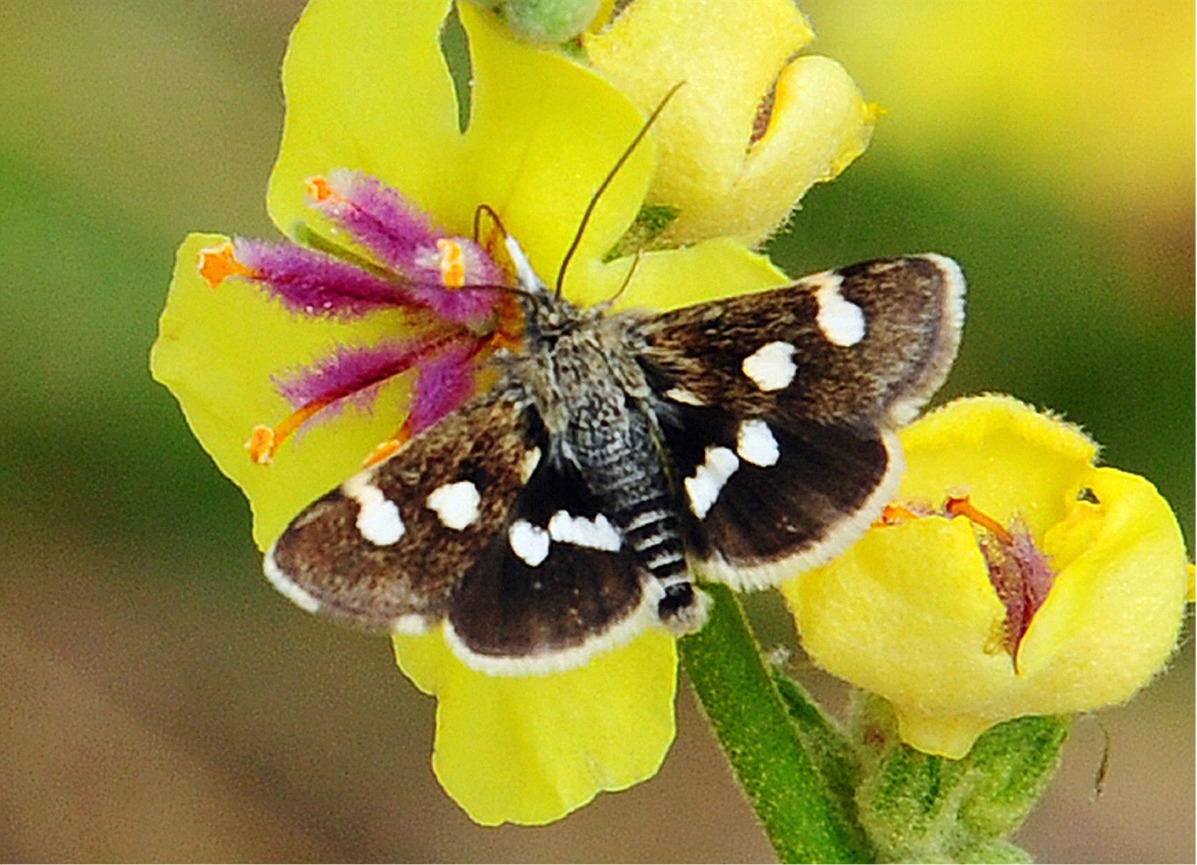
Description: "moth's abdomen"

(567, 398), (701, 631)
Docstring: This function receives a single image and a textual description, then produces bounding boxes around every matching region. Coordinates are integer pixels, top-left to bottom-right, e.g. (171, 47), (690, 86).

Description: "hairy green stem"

(680, 585), (871, 863)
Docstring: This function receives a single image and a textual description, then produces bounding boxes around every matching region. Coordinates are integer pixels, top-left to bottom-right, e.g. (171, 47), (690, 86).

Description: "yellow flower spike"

(586, 0), (876, 246)
(783, 395), (1190, 759)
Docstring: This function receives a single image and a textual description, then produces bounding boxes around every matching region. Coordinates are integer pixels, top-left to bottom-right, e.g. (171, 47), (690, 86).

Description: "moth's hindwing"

(635, 255), (965, 588)
(446, 451), (663, 675)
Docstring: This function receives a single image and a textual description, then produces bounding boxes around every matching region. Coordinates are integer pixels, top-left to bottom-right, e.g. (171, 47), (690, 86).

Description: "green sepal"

(771, 667), (867, 844)
(851, 694), (1068, 862)
(604, 204), (681, 261)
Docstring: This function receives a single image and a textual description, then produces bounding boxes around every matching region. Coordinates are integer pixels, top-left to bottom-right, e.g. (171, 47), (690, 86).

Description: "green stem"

(679, 585), (871, 863)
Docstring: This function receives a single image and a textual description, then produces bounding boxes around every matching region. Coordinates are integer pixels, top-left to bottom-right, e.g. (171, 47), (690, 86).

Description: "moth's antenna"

(474, 202), (508, 244)
(459, 282), (540, 302)
(554, 81), (685, 299)
(601, 249), (645, 309)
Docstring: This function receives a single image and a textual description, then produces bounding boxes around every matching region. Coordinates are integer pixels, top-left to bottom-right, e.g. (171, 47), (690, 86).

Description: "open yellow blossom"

(784, 395), (1190, 759)
(586, 0), (878, 246)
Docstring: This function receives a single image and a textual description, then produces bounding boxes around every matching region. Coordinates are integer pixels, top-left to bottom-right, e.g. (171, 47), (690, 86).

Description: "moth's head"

(500, 232), (592, 342)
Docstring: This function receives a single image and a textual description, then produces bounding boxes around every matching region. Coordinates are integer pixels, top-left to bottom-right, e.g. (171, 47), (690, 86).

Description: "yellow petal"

(614, 236), (788, 312)
(151, 234), (410, 549)
(891, 709), (998, 761)
(394, 628), (677, 825)
(784, 517), (1011, 726)
(899, 394), (1097, 536)
(729, 55), (877, 245)
(456, 4), (652, 302)
(587, 0), (812, 207)
(1017, 468), (1188, 699)
(268, 0), (463, 236)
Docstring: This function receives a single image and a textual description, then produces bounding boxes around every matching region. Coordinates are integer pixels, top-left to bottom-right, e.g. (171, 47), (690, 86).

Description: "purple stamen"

(273, 335), (463, 427)
(233, 237), (424, 319)
(311, 171), (504, 285)
(977, 519), (1056, 660)
(405, 342), (486, 436)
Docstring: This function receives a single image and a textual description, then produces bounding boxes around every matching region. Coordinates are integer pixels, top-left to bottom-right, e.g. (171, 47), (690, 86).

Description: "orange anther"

(437, 238), (466, 288)
(198, 242), (256, 289)
(246, 425), (277, 465)
(362, 437), (404, 469)
(877, 503), (919, 526)
(488, 294), (525, 352)
(246, 397), (336, 466)
(945, 496), (1013, 544)
(488, 326), (523, 354)
(305, 175), (337, 203)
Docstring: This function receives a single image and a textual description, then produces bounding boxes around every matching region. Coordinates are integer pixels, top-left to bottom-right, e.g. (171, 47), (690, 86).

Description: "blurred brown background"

(1, 1), (1191, 861)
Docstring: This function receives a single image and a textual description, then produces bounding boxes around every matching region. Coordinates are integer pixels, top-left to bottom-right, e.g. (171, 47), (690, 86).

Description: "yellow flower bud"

(586, 0), (877, 246)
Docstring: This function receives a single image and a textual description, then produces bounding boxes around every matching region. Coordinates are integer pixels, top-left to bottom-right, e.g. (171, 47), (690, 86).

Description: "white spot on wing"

(685, 446), (740, 518)
(741, 341), (797, 392)
(520, 446), (542, 483)
(425, 480), (481, 530)
(736, 419), (780, 467)
(548, 511), (622, 552)
(693, 431), (906, 591)
(509, 519), (550, 567)
(342, 474), (405, 545)
(814, 276), (866, 347)
(664, 386), (706, 406)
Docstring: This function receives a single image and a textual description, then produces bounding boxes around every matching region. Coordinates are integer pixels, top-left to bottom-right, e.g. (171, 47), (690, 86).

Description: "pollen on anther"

(363, 437), (404, 469)
(878, 503), (920, 526)
(437, 238), (466, 288)
(246, 425), (277, 465)
(305, 175), (336, 203)
(198, 242), (255, 289)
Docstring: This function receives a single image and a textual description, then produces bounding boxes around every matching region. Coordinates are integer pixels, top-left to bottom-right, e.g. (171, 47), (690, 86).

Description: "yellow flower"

(783, 395), (1190, 759)
(152, 0), (786, 824)
(586, 0), (878, 246)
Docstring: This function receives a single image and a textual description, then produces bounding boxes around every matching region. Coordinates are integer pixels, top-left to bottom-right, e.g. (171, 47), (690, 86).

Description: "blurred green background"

(1, 1), (1191, 861)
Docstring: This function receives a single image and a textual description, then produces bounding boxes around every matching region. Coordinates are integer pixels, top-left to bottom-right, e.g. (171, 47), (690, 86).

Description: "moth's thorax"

(507, 292), (651, 438)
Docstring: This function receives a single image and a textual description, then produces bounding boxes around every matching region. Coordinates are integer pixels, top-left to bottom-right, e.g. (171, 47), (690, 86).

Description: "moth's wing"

(634, 255), (965, 589)
(446, 453), (664, 675)
(265, 386), (661, 674)
(265, 388), (540, 635)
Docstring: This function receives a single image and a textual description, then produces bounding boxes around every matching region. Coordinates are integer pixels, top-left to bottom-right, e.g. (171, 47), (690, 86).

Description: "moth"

(265, 225), (965, 675)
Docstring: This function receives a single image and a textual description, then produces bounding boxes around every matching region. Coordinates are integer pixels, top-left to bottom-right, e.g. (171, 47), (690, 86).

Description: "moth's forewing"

(633, 256), (965, 587)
